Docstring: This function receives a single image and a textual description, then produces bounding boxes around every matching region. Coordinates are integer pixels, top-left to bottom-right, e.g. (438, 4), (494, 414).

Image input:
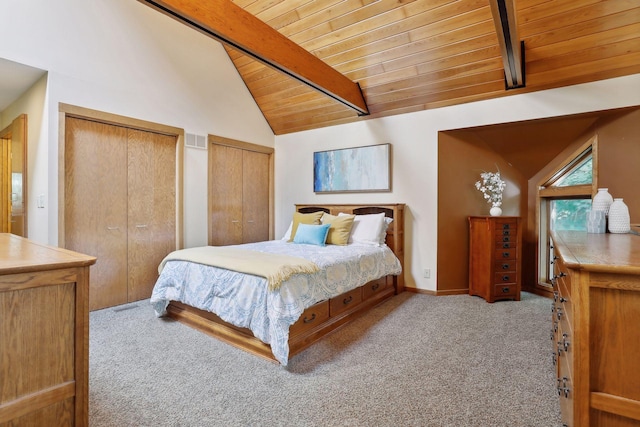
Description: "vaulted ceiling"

(220, 0), (639, 135)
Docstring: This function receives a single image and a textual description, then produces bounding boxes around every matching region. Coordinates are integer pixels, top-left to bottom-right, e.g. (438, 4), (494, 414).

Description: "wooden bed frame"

(166, 204), (405, 363)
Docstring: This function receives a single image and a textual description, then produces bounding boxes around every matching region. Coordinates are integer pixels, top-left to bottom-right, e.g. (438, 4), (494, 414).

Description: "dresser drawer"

(362, 277), (389, 300)
(290, 300), (330, 337)
(495, 248), (516, 260)
(330, 287), (362, 317)
(494, 272), (517, 284)
(494, 283), (517, 297)
(495, 259), (517, 272)
(496, 240), (517, 249)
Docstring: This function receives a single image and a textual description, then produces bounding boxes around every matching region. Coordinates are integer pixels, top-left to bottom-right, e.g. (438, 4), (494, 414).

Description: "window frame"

(536, 135), (598, 288)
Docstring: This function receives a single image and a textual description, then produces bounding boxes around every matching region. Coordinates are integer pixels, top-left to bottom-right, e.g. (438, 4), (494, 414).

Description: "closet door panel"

(242, 150), (269, 243)
(209, 144), (243, 246)
(65, 118), (128, 310)
(127, 129), (176, 302)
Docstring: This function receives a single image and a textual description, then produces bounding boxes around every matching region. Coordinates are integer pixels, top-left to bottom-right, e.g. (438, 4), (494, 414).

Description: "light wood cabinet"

(208, 138), (272, 246)
(0, 233), (96, 426)
(551, 231), (640, 427)
(64, 117), (176, 311)
(468, 216), (522, 303)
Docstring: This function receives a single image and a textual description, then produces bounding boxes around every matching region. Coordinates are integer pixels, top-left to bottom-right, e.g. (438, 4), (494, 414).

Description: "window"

(537, 137), (597, 287)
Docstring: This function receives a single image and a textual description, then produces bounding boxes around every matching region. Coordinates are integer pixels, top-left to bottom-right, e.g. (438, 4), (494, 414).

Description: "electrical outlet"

(423, 269), (431, 278)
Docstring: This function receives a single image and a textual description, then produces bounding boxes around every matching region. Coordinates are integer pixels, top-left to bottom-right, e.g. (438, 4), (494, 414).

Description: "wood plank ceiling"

(224, 0), (640, 135)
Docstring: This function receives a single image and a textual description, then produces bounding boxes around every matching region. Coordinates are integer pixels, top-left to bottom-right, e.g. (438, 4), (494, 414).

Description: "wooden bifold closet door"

(208, 140), (271, 246)
(64, 117), (176, 311)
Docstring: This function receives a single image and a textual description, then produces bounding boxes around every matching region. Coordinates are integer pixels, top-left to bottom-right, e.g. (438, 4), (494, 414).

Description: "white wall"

(0, 0), (274, 246)
(275, 74), (640, 292)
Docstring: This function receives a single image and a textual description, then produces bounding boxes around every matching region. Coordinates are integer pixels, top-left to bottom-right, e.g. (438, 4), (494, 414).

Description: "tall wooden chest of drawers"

(550, 231), (640, 427)
(468, 216), (521, 303)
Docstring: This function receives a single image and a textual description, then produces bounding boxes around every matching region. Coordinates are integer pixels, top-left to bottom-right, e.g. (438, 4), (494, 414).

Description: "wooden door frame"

(1, 114), (28, 237)
(58, 103), (184, 249)
(208, 134), (274, 242)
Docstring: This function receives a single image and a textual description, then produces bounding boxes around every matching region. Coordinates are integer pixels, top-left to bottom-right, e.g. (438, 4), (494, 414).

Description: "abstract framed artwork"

(313, 143), (391, 193)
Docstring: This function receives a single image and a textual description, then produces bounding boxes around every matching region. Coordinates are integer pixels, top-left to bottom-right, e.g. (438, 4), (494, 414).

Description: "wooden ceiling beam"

(139, 0), (369, 115)
(489, 0), (525, 89)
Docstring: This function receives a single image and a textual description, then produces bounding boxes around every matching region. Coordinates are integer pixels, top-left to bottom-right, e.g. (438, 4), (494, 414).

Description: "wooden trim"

(57, 104), (184, 249)
(538, 184), (592, 198)
(535, 134), (598, 291)
(208, 134), (274, 154)
(0, 382), (75, 424)
(139, 0), (369, 115)
(591, 392), (640, 421)
(538, 135), (597, 189)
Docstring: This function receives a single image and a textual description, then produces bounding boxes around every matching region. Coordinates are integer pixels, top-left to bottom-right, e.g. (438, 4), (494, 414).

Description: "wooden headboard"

(295, 203), (405, 292)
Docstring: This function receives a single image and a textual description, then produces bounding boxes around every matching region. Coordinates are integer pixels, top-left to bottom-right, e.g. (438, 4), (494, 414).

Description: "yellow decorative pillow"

(321, 213), (355, 245)
(288, 211), (324, 242)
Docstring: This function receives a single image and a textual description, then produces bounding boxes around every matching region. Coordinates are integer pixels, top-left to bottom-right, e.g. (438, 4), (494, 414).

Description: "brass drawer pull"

(303, 313), (316, 323)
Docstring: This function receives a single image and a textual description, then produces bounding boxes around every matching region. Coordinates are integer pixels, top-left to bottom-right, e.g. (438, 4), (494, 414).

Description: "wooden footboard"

(166, 275), (398, 363)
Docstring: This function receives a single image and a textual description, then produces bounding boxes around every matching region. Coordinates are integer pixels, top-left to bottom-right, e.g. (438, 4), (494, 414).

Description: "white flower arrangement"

(475, 171), (506, 208)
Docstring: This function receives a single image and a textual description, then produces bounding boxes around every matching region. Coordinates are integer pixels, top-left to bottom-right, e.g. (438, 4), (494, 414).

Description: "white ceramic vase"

(608, 198), (630, 233)
(592, 188), (613, 215)
(490, 206), (502, 217)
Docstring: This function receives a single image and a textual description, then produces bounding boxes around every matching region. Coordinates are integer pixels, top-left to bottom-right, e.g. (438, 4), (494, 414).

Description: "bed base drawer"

(290, 301), (330, 338)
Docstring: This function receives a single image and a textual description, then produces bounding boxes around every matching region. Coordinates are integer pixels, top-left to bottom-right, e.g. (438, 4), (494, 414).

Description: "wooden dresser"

(0, 234), (96, 426)
(468, 216), (521, 303)
(551, 231), (640, 427)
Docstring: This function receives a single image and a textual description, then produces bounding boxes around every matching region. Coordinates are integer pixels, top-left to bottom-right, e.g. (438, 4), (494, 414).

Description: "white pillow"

(340, 212), (386, 246)
(281, 221), (293, 240)
(378, 217), (394, 245)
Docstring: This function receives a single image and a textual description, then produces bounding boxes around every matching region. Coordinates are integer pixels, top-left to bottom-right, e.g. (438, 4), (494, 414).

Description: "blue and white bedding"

(150, 240), (402, 365)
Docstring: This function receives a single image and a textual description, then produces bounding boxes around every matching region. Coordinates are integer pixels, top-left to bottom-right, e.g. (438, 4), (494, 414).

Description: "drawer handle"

(502, 243), (510, 248)
(106, 226), (119, 231)
(502, 252), (510, 258)
(343, 295), (353, 305)
(502, 263), (510, 270)
(502, 286), (510, 293)
(231, 220), (240, 223)
(502, 236), (510, 242)
(303, 313), (316, 323)
(559, 297), (567, 303)
(135, 224), (148, 228)
(562, 333), (570, 352)
(502, 275), (510, 282)
(371, 283), (380, 291)
(503, 224), (510, 229)
(503, 230), (510, 236)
